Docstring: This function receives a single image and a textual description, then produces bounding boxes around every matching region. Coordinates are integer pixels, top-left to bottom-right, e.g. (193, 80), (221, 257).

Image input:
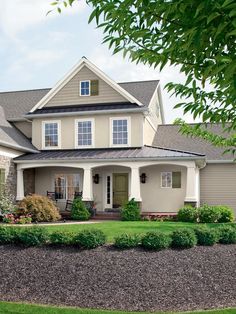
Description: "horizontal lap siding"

(200, 164), (236, 213)
(46, 66), (126, 107)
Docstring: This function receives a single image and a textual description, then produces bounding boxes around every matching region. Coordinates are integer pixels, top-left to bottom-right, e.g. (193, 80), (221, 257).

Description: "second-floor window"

(43, 121), (60, 149)
(111, 117), (130, 146)
(75, 119), (94, 148)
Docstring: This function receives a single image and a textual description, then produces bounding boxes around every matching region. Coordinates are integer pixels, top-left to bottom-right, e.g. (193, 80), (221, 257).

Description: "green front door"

(113, 173), (128, 208)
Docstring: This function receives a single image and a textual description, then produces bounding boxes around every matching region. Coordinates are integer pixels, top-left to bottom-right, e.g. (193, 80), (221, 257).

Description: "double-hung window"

(75, 119), (94, 148)
(43, 121), (60, 149)
(80, 80), (90, 96)
(161, 172), (181, 188)
(111, 117), (130, 146)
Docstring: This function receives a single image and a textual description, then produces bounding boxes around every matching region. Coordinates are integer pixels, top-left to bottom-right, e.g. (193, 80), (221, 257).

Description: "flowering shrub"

(0, 193), (16, 216)
(2, 213), (32, 224)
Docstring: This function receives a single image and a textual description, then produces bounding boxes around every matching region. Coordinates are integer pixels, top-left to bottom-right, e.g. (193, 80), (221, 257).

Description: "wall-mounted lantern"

(93, 174), (99, 184)
(140, 173), (147, 184)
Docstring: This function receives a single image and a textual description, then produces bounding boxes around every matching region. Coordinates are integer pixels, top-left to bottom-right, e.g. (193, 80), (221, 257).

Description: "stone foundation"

(0, 154), (17, 198)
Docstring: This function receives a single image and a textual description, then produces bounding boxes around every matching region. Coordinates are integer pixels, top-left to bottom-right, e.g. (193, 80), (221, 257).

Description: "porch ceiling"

(14, 145), (205, 162)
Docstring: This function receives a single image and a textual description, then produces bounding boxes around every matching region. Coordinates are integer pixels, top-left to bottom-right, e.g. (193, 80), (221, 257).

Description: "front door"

(113, 173), (128, 208)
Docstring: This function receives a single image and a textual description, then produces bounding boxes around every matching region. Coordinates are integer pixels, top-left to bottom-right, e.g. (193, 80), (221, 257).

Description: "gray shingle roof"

(0, 107), (38, 153)
(153, 124), (234, 161)
(0, 80), (159, 120)
(14, 145), (204, 162)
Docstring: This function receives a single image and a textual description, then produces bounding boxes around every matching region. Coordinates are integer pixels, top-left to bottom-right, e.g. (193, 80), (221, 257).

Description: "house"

(0, 57), (235, 214)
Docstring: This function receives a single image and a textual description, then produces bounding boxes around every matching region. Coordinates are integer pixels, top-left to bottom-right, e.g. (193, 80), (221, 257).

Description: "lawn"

(39, 221), (232, 242)
(0, 302), (235, 314)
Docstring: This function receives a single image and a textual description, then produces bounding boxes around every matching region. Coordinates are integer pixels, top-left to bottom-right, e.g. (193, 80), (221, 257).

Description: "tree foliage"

(50, 0), (236, 154)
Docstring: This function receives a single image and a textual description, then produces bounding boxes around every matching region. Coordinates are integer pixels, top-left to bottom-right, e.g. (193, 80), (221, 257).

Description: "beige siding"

(32, 113), (143, 150)
(141, 165), (187, 212)
(200, 163), (236, 213)
(13, 121), (32, 138)
(143, 118), (156, 146)
(46, 65), (127, 107)
(147, 88), (162, 127)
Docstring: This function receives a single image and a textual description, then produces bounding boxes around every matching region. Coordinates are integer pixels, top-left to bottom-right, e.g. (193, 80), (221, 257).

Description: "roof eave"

(24, 107), (148, 119)
(0, 140), (38, 154)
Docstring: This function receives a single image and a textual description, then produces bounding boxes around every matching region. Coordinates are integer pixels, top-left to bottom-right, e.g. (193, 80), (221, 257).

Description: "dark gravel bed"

(0, 245), (235, 312)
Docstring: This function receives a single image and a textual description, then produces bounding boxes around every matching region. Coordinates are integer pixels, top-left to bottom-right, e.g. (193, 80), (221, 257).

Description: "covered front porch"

(15, 159), (203, 214)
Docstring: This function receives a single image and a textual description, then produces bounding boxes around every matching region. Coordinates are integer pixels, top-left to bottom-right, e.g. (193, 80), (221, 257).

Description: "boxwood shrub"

(141, 231), (172, 250)
(0, 226), (18, 244)
(74, 229), (106, 249)
(198, 204), (221, 223)
(171, 229), (197, 249)
(194, 227), (218, 246)
(217, 226), (236, 244)
(50, 231), (74, 245)
(71, 198), (91, 221)
(177, 206), (198, 222)
(17, 227), (49, 246)
(120, 198), (141, 221)
(217, 206), (234, 223)
(114, 233), (140, 249)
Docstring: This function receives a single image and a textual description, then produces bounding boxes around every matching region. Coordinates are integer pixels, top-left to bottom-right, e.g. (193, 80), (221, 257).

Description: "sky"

(0, 0), (195, 123)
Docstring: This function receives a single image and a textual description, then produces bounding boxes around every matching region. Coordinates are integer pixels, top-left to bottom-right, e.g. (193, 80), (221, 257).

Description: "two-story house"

(0, 57), (235, 214)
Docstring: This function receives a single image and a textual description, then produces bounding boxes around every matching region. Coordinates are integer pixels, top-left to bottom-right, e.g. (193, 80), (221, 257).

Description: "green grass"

(40, 221), (232, 242)
(0, 302), (235, 314)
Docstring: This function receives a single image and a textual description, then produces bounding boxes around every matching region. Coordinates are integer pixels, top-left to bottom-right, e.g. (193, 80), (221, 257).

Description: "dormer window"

(80, 80), (99, 96)
(80, 80), (90, 96)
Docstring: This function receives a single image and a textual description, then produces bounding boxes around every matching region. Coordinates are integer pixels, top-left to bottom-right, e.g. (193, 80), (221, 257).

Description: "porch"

(15, 159), (202, 214)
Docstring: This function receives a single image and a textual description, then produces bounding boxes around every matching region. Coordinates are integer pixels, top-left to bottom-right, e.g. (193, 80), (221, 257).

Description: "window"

(111, 118), (130, 146)
(55, 174), (80, 200)
(0, 168), (5, 193)
(80, 80), (90, 96)
(43, 121), (60, 149)
(161, 172), (181, 188)
(75, 119), (94, 147)
(106, 175), (111, 205)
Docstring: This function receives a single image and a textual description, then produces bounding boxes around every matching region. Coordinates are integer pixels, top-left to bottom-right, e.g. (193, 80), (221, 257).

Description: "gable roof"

(0, 81), (159, 121)
(0, 106), (38, 153)
(29, 57), (146, 113)
(14, 145), (204, 162)
(154, 124), (234, 161)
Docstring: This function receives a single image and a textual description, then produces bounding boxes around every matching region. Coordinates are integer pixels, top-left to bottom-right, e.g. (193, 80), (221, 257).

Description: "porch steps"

(92, 210), (121, 220)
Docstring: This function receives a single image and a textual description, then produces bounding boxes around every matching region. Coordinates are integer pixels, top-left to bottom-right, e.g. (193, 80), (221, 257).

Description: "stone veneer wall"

(0, 154), (17, 198)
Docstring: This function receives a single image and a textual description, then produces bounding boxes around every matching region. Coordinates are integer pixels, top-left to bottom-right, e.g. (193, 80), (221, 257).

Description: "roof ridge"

(119, 80), (159, 84)
(0, 88), (51, 94)
(144, 145), (205, 156)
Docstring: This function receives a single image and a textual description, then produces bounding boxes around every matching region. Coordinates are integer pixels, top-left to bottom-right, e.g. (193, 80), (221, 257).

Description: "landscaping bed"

(0, 244), (235, 312)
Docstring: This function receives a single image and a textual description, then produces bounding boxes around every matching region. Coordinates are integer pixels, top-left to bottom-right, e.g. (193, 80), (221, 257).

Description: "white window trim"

(74, 118), (95, 149)
(42, 120), (61, 150)
(109, 116), (131, 147)
(79, 80), (91, 96)
(161, 171), (172, 188)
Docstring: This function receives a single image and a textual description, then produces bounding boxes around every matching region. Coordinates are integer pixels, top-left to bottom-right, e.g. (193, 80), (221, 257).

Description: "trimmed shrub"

(218, 226), (236, 244)
(171, 229), (197, 249)
(0, 226), (18, 244)
(71, 198), (90, 221)
(121, 198), (141, 221)
(141, 232), (172, 250)
(114, 233), (140, 249)
(217, 206), (234, 223)
(198, 204), (221, 223)
(17, 227), (49, 246)
(50, 231), (74, 245)
(177, 206), (198, 222)
(74, 229), (106, 249)
(194, 227), (218, 246)
(17, 194), (61, 222)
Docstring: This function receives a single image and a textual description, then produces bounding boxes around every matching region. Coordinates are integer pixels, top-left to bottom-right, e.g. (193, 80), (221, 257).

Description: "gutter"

(24, 107), (148, 119)
(0, 140), (38, 154)
(13, 155), (206, 164)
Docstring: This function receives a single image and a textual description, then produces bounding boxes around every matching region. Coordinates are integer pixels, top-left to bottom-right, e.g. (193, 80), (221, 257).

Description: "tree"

(50, 0), (236, 155)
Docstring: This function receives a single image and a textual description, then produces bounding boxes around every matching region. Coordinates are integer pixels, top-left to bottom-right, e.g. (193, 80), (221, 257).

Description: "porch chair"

(47, 191), (56, 202)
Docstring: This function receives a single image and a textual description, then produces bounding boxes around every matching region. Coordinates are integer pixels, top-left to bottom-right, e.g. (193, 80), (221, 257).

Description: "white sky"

(0, 0), (197, 123)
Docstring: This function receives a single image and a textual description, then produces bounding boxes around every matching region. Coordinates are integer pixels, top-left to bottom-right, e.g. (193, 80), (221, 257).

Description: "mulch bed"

(0, 245), (235, 312)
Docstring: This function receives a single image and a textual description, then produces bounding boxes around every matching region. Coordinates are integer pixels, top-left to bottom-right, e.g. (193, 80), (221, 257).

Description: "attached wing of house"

(0, 57), (235, 214)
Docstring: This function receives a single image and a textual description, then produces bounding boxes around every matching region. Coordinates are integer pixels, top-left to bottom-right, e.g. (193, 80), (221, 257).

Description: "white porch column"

(130, 166), (142, 202)
(82, 166), (93, 201)
(185, 166), (200, 206)
(16, 168), (24, 200)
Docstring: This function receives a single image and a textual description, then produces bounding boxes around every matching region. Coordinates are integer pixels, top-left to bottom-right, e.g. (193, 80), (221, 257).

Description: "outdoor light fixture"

(140, 173), (147, 184)
(93, 174), (99, 184)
